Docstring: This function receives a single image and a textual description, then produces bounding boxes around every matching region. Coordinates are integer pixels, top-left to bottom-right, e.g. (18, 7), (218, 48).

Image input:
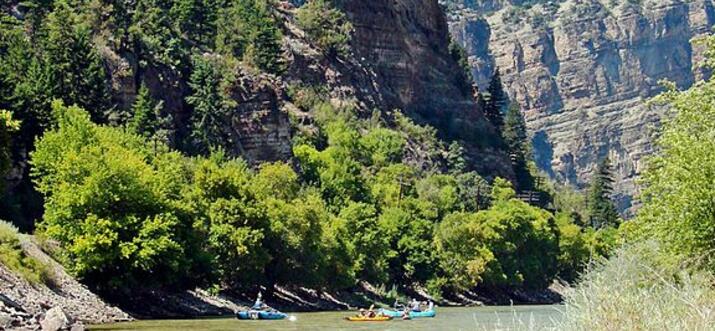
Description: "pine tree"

(446, 141), (467, 174)
(186, 56), (229, 155)
(448, 39), (473, 95)
(216, 0), (284, 74)
(45, 1), (112, 122)
(485, 68), (507, 130)
(131, 0), (187, 68)
(171, 0), (224, 47)
(503, 102), (533, 190)
(587, 157), (620, 229)
(129, 84), (173, 145)
(245, 12), (284, 74)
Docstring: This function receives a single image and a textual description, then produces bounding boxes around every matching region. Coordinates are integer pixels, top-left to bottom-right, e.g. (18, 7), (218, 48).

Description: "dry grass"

(555, 241), (715, 331)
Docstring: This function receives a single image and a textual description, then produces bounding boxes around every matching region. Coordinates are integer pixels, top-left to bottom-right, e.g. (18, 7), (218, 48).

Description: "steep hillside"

(446, 0), (714, 213)
(0, 236), (130, 329)
(101, 0), (509, 172)
(1, 0), (512, 229)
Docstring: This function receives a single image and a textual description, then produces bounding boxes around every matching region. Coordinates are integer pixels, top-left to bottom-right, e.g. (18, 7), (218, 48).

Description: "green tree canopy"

(587, 157), (619, 229)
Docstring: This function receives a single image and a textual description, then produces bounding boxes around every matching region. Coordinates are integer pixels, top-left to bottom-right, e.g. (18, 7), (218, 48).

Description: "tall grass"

(556, 242), (715, 331)
(0, 220), (52, 286)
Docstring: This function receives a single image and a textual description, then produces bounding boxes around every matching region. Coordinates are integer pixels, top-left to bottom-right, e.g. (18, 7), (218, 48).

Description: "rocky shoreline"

(0, 236), (130, 330)
(0, 236), (564, 329)
(96, 280), (564, 320)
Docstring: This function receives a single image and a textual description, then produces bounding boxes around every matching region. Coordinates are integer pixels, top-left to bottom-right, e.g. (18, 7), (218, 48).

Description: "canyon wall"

(447, 0), (715, 213)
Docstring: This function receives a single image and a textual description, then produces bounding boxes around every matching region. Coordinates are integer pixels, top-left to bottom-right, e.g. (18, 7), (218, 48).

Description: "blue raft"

(236, 310), (287, 320)
(379, 308), (436, 318)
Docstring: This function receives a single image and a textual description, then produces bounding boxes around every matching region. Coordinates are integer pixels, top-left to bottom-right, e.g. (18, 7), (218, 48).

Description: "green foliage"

(0, 110), (20, 185)
(186, 154), (268, 286)
(626, 56), (715, 269)
(0, 220), (51, 286)
(216, 0), (284, 74)
(128, 84), (174, 145)
(296, 0), (353, 57)
(555, 212), (590, 282)
(338, 202), (390, 283)
(587, 157), (619, 229)
(502, 102), (533, 190)
(434, 179), (559, 290)
(186, 55), (231, 155)
(31, 101), (197, 290)
(484, 68), (507, 130)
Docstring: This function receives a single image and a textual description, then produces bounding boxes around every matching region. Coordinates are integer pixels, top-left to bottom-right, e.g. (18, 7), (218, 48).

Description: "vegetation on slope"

(0, 220), (51, 286)
(0, 0), (619, 299)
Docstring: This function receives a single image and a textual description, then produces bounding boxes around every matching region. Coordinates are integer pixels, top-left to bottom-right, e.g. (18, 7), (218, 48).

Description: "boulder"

(40, 307), (71, 331)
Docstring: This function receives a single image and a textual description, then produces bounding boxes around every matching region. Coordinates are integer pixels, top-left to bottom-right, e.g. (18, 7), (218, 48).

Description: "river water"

(90, 305), (563, 331)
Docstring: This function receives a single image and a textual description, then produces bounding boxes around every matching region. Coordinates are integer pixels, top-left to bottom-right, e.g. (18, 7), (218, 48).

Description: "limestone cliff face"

(100, 0), (510, 177)
(447, 0), (715, 213)
(336, 0), (511, 176)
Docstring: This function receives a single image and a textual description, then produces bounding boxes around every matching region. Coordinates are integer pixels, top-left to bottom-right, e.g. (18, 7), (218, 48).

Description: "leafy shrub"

(434, 179), (559, 290)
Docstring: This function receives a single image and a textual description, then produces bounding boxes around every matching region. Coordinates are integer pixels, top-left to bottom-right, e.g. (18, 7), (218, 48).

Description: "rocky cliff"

(446, 0), (715, 214)
(106, 0), (511, 176)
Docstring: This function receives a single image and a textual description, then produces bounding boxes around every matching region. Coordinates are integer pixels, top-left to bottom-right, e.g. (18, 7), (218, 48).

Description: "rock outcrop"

(0, 236), (130, 330)
(94, 0), (512, 177)
(446, 0), (714, 214)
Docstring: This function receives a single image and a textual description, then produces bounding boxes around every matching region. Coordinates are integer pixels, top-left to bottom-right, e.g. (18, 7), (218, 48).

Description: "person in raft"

(358, 305), (378, 318)
(409, 298), (421, 312)
(252, 292), (270, 311)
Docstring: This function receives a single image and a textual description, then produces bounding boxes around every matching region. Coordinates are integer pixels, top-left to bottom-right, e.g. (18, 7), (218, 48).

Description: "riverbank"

(0, 235), (130, 330)
(0, 235), (564, 327)
(108, 281), (564, 319)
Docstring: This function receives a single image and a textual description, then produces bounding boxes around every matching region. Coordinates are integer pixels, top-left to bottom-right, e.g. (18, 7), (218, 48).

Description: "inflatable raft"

(236, 310), (287, 320)
(379, 308), (436, 318)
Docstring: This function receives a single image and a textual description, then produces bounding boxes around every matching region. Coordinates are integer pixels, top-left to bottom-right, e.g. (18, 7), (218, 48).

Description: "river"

(90, 305), (563, 331)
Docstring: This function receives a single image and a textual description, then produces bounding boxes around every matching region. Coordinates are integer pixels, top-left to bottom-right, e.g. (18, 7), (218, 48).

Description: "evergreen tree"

(18, 0), (55, 38)
(216, 0), (284, 74)
(84, 0), (134, 51)
(129, 84), (173, 146)
(171, 0), (224, 47)
(131, 0), (187, 68)
(503, 102), (533, 190)
(186, 56), (229, 155)
(45, 1), (112, 122)
(587, 157), (619, 229)
(446, 141), (466, 174)
(295, 0), (353, 57)
(485, 68), (507, 130)
(448, 39), (473, 95)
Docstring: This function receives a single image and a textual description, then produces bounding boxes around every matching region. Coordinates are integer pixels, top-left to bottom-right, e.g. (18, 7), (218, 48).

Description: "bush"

(31, 101), (199, 291)
(625, 42), (715, 270)
(434, 179), (559, 290)
(296, 0), (353, 57)
(0, 220), (51, 286)
(557, 242), (715, 330)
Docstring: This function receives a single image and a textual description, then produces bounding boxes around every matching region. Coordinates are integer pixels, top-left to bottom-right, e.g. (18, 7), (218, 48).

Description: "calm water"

(90, 305), (563, 331)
